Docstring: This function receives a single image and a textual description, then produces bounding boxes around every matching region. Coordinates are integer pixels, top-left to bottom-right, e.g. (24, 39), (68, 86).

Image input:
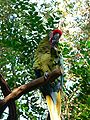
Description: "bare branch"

(0, 74), (17, 120)
(0, 69), (61, 117)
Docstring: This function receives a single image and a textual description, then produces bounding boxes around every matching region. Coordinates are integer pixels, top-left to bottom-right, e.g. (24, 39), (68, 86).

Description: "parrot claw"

(44, 72), (49, 80)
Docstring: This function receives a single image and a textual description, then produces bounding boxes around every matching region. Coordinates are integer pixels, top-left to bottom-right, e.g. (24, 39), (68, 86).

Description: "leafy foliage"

(0, 0), (90, 119)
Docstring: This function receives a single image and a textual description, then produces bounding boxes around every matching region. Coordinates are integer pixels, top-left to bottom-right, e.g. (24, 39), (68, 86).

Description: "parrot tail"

(46, 90), (61, 120)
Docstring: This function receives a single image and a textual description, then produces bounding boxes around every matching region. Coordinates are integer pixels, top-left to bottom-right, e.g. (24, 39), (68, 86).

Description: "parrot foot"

(44, 72), (49, 80)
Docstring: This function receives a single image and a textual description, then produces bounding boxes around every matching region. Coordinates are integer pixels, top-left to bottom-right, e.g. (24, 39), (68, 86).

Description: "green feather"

(33, 36), (63, 75)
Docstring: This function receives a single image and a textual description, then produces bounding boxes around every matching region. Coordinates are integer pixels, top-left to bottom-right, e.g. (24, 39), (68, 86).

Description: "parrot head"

(49, 29), (62, 48)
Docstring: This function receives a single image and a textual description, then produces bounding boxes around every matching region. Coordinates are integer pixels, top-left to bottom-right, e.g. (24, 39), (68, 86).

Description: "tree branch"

(0, 69), (62, 116)
(0, 74), (17, 120)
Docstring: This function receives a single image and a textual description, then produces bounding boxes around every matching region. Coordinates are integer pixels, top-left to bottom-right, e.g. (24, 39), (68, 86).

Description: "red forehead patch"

(52, 29), (62, 36)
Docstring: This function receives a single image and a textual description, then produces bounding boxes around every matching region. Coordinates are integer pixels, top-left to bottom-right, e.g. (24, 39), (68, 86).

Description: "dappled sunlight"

(0, 0), (89, 119)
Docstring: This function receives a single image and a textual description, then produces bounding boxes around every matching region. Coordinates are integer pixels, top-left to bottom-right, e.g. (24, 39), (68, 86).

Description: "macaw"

(33, 29), (64, 120)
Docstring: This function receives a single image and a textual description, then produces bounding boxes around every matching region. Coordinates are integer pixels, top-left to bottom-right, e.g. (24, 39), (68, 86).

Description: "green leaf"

(86, 40), (90, 48)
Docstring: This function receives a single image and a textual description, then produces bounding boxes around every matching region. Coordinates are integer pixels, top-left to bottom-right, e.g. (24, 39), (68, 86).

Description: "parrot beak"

(46, 91), (61, 120)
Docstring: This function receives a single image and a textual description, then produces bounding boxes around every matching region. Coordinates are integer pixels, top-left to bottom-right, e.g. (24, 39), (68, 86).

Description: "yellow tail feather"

(46, 91), (61, 120)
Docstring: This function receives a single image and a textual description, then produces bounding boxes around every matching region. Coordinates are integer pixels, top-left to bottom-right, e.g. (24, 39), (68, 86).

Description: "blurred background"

(0, 0), (90, 119)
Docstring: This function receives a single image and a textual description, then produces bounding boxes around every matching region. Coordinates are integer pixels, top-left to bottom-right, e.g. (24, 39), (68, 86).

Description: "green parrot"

(33, 29), (64, 120)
